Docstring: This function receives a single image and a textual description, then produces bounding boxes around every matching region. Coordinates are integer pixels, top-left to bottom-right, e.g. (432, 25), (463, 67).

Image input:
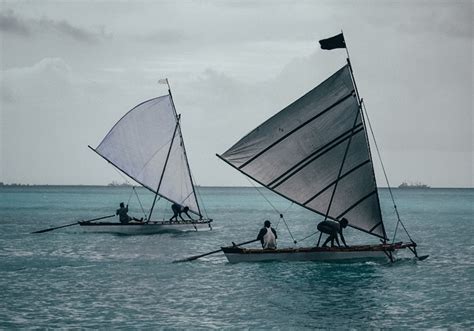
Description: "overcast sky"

(1, 0), (472, 188)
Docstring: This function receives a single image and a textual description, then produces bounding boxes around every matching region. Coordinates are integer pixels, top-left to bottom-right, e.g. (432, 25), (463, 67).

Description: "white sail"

(94, 95), (200, 215)
(220, 65), (387, 239)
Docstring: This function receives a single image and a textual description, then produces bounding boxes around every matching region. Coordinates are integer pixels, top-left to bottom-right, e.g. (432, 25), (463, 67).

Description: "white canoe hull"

(221, 243), (414, 263)
(79, 220), (212, 235)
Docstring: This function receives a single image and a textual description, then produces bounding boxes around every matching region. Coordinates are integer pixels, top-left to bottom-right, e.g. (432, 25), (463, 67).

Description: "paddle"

(174, 239), (259, 263)
(32, 214), (115, 234)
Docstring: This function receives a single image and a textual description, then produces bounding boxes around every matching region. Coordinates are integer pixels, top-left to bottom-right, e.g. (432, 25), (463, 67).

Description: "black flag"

(319, 33), (346, 50)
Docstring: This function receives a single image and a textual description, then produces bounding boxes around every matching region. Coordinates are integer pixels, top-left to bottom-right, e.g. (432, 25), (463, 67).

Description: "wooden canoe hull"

(221, 242), (414, 263)
(78, 219), (213, 235)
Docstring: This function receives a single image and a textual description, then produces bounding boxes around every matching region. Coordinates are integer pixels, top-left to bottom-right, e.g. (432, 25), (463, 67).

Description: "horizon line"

(0, 183), (472, 189)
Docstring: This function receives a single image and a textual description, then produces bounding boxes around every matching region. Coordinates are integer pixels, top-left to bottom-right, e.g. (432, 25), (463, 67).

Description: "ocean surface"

(0, 186), (472, 329)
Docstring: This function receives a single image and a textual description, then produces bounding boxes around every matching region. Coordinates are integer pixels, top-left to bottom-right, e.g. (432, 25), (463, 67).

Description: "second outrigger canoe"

(82, 79), (213, 234)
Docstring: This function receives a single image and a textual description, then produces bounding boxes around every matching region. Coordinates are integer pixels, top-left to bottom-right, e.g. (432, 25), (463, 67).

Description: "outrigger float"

(78, 219), (212, 235)
(215, 33), (427, 263)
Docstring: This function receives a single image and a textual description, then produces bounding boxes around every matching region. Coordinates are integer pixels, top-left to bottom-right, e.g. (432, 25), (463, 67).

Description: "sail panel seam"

(269, 125), (364, 189)
(302, 159), (371, 205)
(216, 153), (341, 221)
(369, 221), (383, 233)
(238, 90), (356, 170)
(88, 146), (201, 216)
(96, 96), (166, 151)
(217, 153), (386, 240)
(335, 190), (377, 220)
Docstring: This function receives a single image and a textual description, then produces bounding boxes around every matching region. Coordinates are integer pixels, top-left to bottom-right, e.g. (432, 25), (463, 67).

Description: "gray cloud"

(37, 16), (104, 43)
(0, 84), (15, 104)
(1, 57), (72, 105)
(1, 1), (471, 187)
(138, 29), (188, 44)
(0, 10), (107, 43)
(362, 1), (472, 39)
(0, 10), (30, 36)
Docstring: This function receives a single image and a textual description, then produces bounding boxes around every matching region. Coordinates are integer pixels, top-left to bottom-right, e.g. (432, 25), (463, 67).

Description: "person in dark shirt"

(116, 202), (143, 224)
(169, 203), (193, 222)
(257, 220), (278, 249)
(317, 218), (349, 248)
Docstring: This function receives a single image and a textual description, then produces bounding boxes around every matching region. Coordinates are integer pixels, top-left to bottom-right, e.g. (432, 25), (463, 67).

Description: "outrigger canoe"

(221, 242), (419, 263)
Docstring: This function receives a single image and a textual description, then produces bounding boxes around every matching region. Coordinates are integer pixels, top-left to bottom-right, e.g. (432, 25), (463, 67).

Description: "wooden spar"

(322, 99), (360, 223)
(342, 32), (417, 245)
(87, 146), (201, 217)
(148, 116), (180, 221)
(343, 34), (387, 240)
(32, 214), (115, 233)
(174, 239), (259, 262)
(167, 84), (203, 218)
(216, 153), (387, 240)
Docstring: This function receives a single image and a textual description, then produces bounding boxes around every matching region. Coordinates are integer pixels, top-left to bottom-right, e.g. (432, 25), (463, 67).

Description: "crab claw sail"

(93, 95), (201, 216)
(219, 65), (387, 239)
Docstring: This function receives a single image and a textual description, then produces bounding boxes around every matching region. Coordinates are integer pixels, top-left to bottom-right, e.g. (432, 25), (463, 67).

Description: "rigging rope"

(111, 165), (134, 206)
(126, 187), (134, 205)
(109, 163), (149, 219)
(361, 101), (415, 243)
(284, 202), (294, 214)
(133, 187), (148, 220)
(184, 153), (209, 219)
(245, 177), (297, 244)
(111, 165), (132, 186)
(191, 172), (209, 219)
(297, 230), (320, 243)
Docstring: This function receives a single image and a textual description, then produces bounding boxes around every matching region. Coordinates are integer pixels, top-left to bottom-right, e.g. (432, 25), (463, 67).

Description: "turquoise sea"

(0, 186), (473, 329)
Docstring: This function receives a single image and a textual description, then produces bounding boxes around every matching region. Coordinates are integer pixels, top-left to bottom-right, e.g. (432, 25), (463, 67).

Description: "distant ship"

(398, 182), (430, 189)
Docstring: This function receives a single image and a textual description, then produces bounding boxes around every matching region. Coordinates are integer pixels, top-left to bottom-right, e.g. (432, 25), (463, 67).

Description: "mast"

(165, 79), (203, 218)
(322, 101), (361, 223)
(342, 32), (387, 239)
(148, 117), (180, 221)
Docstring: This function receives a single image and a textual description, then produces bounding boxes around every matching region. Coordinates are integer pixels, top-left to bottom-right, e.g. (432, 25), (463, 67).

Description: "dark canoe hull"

(78, 219), (213, 235)
(221, 242), (415, 263)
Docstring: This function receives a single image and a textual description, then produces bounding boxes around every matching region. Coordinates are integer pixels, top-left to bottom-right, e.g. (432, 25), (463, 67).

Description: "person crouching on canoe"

(317, 218), (349, 248)
(116, 202), (143, 224)
(257, 220), (278, 249)
(169, 203), (193, 222)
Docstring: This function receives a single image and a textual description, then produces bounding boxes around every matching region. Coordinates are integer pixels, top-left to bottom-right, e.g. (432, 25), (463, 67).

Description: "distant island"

(107, 181), (132, 187)
(398, 181), (430, 189)
(0, 182), (34, 187)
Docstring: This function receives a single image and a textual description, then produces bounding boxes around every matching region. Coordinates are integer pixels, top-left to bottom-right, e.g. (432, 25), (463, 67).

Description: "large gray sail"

(94, 95), (200, 215)
(219, 65), (386, 239)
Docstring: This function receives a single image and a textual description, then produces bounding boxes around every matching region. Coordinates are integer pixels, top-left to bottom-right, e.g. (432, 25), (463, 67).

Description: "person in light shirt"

(257, 220), (278, 249)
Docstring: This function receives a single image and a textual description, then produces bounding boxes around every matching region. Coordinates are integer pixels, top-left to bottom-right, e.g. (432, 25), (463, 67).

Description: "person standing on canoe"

(257, 220), (278, 249)
(169, 203), (193, 222)
(317, 218), (349, 247)
(116, 202), (143, 224)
